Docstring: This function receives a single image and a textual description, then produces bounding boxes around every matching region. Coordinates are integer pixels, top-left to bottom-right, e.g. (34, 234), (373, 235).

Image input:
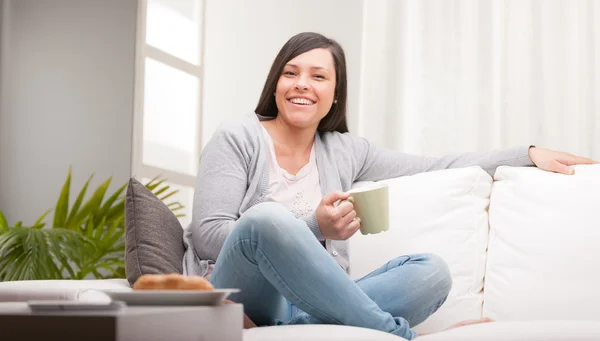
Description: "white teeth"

(289, 98), (314, 105)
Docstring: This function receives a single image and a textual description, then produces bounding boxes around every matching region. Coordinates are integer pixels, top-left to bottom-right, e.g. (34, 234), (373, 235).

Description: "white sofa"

(2, 164), (600, 340)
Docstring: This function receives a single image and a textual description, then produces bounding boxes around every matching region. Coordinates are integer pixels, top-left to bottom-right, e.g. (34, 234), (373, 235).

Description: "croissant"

(133, 273), (214, 291)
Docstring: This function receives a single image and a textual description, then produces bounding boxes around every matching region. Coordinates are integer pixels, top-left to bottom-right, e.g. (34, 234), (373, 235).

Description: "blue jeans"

(209, 203), (452, 340)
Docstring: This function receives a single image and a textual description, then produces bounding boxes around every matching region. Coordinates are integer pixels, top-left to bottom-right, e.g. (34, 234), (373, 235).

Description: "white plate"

(99, 289), (240, 306)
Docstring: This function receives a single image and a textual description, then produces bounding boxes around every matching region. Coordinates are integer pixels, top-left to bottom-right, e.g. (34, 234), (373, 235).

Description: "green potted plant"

(0, 167), (184, 281)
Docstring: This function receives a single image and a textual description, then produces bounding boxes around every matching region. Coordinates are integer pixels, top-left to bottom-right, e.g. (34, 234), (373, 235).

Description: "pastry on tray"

(132, 273), (214, 291)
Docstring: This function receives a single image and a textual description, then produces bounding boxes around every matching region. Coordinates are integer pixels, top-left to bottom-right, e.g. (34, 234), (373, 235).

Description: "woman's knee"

(241, 202), (294, 227)
(419, 253), (453, 298)
(395, 253), (453, 326)
(235, 202), (300, 241)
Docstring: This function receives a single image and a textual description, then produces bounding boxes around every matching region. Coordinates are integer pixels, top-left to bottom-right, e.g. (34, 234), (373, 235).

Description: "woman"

(186, 32), (597, 339)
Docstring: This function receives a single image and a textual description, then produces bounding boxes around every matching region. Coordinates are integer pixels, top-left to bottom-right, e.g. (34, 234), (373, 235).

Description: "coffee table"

(0, 302), (243, 341)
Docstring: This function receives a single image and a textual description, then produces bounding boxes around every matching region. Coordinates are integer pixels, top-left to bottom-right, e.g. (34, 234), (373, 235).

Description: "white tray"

(100, 289), (240, 306)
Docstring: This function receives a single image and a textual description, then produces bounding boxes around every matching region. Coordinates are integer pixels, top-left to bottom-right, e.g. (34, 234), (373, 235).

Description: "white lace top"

(261, 126), (322, 219)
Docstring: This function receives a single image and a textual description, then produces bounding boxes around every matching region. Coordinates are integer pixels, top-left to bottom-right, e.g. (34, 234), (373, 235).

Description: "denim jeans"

(209, 202), (452, 340)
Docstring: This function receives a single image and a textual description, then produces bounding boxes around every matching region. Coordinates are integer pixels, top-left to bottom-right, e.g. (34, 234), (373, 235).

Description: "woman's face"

(275, 48), (336, 131)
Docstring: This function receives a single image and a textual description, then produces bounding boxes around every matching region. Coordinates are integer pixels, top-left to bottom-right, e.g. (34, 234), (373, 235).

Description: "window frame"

(131, 0), (206, 189)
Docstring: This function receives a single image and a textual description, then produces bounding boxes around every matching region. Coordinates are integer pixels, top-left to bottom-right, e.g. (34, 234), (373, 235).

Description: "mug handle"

(339, 197), (361, 224)
(336, 195), (354, 206)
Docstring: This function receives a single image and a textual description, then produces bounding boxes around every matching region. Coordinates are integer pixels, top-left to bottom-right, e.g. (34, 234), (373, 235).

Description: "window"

(132, 0), (205, 228)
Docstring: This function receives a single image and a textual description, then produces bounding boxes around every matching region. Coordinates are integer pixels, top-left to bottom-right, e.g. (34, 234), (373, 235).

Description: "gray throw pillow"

(124, 178), (185, 286)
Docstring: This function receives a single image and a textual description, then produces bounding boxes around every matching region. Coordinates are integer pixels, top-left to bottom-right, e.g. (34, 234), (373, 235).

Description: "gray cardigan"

(182, 112), (535, 275)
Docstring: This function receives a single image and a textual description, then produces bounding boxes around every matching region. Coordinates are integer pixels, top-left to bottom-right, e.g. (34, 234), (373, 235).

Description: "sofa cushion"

(348, 166), (493, 334)
(124, 178), (185, 286)
(417, 320), (600, 341)
(0, 279), (129, 302)
(484, 164), (600, 321)
(243, 325), (408, 341)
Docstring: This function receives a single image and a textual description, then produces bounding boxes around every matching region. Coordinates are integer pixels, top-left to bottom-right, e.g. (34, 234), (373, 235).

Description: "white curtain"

(357, 0), (600, 160)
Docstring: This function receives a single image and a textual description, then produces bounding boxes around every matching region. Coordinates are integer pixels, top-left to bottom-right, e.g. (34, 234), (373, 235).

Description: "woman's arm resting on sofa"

(528, 147), (598, 175)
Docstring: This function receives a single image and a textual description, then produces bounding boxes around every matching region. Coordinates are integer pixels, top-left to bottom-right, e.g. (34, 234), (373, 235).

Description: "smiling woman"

(255, 33), (348, 134)
(261, 48), (339, 176)
(184, 31), (598, 341)
(272, 48), (337, 132)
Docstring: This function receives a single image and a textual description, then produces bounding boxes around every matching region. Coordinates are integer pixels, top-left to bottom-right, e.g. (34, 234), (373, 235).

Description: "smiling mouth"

(288, 97), (315, 106)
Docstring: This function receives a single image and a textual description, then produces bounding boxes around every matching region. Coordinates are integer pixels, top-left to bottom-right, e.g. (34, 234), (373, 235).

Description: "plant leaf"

(145, 178), (165, 191)
(93, 218), (106, 242)
(33, 209), (53, 229)
(168, 203), (185, 212)
(0, 232), (23, 262)
(65, 174), (93, 228)
(0, 170), (185, 281)
(91, 269), (102, 279)
(94, 183), (126, 227)
(0, 211), (8, 229)
(47, 235), (76, 278)
(96, 218), (122, 248)
(0, 229), (51, 280)
(73, 177), (112, 230)
(100, 182), (127, 213)
(159, 189), (179, 201)
(102, 229), (125, 251)
(152, 184), (170, 196)
(85, 216), (97, 239)
(6, 251), (31, 281)
(33, 229), (56, 278)
(105, 201), (125, 224)
(0, 227), (93, 281)
(54, 166), (72, 228)
(97, 262), (125, 278)
(143, 175), (160, 188)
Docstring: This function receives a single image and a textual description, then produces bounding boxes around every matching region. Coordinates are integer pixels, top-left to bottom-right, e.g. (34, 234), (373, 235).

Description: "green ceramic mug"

(344, 183), (390, 235)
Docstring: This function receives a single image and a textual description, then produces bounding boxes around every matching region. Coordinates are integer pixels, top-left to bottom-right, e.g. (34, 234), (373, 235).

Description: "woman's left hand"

(528, 147), (598, 175)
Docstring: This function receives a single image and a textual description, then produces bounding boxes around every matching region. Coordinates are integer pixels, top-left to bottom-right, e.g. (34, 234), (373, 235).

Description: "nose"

(294, 77), (310, 91)
(294, 83), (310, 91)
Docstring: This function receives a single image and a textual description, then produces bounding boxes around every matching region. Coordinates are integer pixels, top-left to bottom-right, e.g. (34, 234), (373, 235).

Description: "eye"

(283, 71), (296, 76)
(314, 74), (326, 80)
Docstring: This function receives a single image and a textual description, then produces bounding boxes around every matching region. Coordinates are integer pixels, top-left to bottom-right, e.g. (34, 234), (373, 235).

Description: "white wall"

(0, 0), (137, 226)
(201, 0), (364, 147)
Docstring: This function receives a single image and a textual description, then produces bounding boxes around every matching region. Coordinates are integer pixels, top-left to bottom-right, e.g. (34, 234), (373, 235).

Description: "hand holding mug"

(316, 191), (361, 240)
(344, 184), (390, 235)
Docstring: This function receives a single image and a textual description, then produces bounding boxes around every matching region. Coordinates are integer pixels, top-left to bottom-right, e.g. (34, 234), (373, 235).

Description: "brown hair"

(255, 32), (349, 133)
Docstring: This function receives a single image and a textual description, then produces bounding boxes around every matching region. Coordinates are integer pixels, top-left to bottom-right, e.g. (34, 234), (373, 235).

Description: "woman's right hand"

(315, 191), (360, 240)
